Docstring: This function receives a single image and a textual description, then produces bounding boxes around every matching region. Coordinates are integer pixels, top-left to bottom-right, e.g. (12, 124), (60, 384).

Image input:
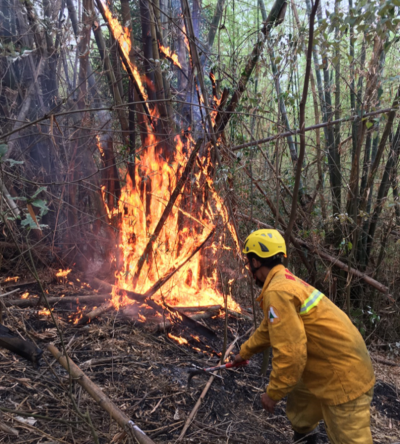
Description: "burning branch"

(94, 0), (153, 125)
(131, 138), (204, 288)
(0, 324), (43, 367)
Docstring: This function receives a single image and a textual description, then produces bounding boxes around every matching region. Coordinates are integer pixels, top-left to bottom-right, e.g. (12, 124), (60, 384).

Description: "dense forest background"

(0, 0), (400, 341)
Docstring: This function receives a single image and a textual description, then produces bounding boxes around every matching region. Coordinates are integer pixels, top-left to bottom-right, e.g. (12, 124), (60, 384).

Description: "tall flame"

(99, 2), (241, 313)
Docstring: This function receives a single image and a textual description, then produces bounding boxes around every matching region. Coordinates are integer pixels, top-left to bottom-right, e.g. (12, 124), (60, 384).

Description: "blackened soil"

(372, 380), (400, 420)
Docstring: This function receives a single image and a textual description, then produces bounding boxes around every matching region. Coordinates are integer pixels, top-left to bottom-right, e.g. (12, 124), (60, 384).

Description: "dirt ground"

(0, 281), (399, 444)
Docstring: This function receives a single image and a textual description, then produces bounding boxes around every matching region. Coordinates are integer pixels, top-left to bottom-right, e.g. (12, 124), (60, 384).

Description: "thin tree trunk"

(285, 0), (319, 243)
(92, 15), (129, 143)
(366, 121), (400, 263)
(215, 0), (287, 134)
(306, 0), (340, 233)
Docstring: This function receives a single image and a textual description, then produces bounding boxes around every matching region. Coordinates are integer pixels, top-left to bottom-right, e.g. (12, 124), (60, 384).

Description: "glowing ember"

(56, 269), (72, 278)
(4, 276), (19, 283)
(138, 313), (147, 322)
(72, 305), (87, 325)
(159, 44), (182, 69)
(168, 333), (188, 345)
(38, 308), (52, 316)
(21, 292), (29, 299)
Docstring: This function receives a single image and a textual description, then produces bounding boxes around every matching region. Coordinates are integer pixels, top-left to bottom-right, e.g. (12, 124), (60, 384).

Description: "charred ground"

(0, 278), (399, 444)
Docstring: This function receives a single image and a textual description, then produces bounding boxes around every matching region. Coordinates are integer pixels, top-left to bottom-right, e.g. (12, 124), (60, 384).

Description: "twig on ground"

(177, 326), (253, 441)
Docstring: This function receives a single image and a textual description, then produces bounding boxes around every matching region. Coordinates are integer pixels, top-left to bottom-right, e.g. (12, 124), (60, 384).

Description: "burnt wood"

(0, 324), (43, 367)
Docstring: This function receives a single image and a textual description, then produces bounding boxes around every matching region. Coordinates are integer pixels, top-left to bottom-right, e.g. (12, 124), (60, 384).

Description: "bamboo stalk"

(284, 0), (319, 243)
(48, 345), (155, 444)
(230, 106), (399, 152)
(95, 0), (153, 125)
(177, 327), (253, 441)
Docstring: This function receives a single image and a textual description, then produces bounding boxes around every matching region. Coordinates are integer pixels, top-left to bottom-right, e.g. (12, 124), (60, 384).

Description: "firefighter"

(233, 229), (375, 444)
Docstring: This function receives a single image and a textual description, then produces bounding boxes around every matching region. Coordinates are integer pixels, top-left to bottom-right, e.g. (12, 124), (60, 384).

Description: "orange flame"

(72, 305), (87, 324)
(96, 135), (104, 157)
(56, 269), (72, 278)
(97, 4), (241, 316)
(38, 308), (51, 316)
(21, 292), (29, 299)
(168, 333), (188, 345)
(100, 1), (148, 103)
(159, 44), (182, 69)
(4, 276), (19, 283)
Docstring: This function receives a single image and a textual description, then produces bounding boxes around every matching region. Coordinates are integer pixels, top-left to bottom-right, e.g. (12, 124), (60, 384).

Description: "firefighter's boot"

(293, 431), (318, 443)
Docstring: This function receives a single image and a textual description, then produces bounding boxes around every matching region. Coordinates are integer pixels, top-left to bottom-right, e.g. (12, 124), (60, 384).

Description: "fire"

(56, 269), (72, 278)
(38, 308), (52, 316)
(110, 133), (242, 310)
(98, 3), (242, 316)
(168, 333), (188, 345)
(181, 21), (190, 52)
(100, 1), (148, 103)
(72, 305), (87, 325)
(110, 287), (133, 311)
(4, 276), (19, 283)
(159, 44), (182, 69)
(138, 313), (147, 322)
(21, 292), (29, 299)
(96, 135), (104, 157)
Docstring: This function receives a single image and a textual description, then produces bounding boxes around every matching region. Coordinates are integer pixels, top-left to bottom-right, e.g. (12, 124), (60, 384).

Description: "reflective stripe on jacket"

(240, 265), (375, 405)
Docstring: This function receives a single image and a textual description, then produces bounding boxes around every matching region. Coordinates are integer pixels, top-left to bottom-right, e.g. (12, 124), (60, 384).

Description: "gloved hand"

(232, 353), (245, 364)
(261, 393), (277, 413)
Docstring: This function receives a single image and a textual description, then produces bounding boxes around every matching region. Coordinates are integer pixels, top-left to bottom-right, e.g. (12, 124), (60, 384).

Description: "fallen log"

(174, 305), (222, 312)
(5, 294), (111, 308)
(151, 308), (221, 332)
(238, 213), (396, 303)
(0, 324), (43, 367)
(48, 344), (155, 444)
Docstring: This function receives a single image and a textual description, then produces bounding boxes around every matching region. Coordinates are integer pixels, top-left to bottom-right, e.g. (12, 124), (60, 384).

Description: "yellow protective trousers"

(286, 381), (373, 444)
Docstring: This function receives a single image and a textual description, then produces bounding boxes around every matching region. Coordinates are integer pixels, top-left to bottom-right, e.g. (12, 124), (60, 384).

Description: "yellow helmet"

(242, 229), (287, 258)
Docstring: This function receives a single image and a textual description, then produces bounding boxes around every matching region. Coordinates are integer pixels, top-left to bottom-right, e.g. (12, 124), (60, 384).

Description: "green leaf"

(366, 121), (374, 129)
(0, 144), (8, 159)
(31, 199), (49, 216)
(31, 186), (47, 199)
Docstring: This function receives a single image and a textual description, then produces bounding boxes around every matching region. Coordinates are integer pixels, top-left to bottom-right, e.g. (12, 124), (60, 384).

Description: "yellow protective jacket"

(240, 265), (375, 405)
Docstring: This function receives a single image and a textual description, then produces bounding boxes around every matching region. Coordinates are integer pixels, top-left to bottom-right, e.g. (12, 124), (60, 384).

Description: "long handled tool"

(188, 360), (249, 387)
